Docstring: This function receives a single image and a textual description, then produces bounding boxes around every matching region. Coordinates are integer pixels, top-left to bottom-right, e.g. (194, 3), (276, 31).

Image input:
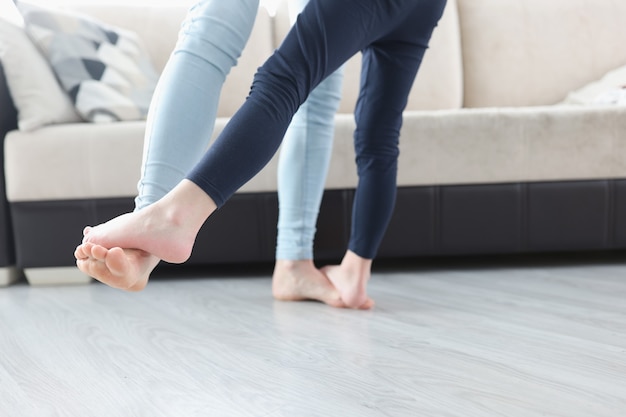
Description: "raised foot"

(75, 242), (160, 291)
(81, 210), (193, 265)
(81, 180), (217, 265)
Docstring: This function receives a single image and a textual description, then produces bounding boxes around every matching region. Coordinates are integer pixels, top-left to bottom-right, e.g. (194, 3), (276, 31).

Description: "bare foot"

(321, 250), (375, 310)
(76, 180), (216, 290)
(272, 259), (346, 308)
(82, 210), (192, 265)
(82, 180), (216, 264)
(75, 242), (160, 291)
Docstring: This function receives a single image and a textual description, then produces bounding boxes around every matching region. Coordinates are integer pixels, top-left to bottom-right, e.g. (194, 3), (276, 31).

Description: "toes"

(76, 258), (103, 280)
(75, 258), (88, 273)
(90, 244), (109, 262)
(82, 227), (93, 243)
(78, 242), (96, 258)
(76, 255), (129, 290)
(75, 246), (150, 291)
(74, 243), (111, 264)
(74, 244), (89, 260)
(105, 247), (129, 277)
(359, 297), (375, 310)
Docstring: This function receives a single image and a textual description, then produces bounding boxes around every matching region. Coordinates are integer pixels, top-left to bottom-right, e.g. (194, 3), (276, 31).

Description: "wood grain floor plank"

(1, 256), (625, 416)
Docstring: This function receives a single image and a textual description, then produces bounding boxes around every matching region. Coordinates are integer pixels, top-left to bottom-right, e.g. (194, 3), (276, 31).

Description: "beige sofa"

(2, 0), (626, 286)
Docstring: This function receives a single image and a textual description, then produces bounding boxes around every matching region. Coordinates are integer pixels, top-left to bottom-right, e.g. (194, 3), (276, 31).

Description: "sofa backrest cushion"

(273, 0), (463, 112)
(65, 3), (275, 118)
(64, 5), (189, 74)
(458, 0), (626, 107)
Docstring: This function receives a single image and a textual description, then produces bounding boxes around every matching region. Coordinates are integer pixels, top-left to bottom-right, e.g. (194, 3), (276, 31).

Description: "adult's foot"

(75, 243), (160, 291)
(321, 250), (375, 310)
(272, 259), (346, 308)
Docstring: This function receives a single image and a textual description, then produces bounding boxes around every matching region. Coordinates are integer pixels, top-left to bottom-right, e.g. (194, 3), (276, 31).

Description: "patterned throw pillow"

(17, 2), (159, 122)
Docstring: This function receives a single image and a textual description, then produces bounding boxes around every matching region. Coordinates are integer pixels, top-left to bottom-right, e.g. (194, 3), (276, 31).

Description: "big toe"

(105, 247), (130, 277)
(359, 297), (375, 310)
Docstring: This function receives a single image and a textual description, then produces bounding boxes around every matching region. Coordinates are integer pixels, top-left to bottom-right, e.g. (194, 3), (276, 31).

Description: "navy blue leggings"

(187, 0), (447, 259)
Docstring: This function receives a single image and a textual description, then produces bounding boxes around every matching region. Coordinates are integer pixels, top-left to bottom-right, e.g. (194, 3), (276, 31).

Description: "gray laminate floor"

(1, 254), (625, 417)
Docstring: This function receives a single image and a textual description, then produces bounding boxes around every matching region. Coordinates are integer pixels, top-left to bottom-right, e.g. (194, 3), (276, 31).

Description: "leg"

(184, 0), (446, 207)
(183, 0), (403, 206)
(78, 0), (442, 291)
(77, 0), (259, 290)
(324, 1), (447, 308)
(136, 0), (259, 210)
(272, 68), (346, 307)
(271, 0), (348, 307)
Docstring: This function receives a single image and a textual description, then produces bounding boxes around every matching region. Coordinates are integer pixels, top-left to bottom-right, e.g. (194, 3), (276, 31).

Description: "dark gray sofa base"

(0, 63), (18, 284)
(11, 179), (626, 272)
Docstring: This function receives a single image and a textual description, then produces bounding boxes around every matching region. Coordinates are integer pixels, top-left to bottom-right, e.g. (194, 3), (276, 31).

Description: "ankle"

(159, 179), (217, 231)
(149, 195), (206, 236)
(139, 202), (183, 233)
(341, 250), (372, 276)
(275, 259), (314, 272)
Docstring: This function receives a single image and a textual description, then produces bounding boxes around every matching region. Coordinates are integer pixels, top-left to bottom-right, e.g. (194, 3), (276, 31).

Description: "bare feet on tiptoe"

(321, 250), (375, 310)
(272, 259), (346, 308)
(75, 243), (160, 291)
(75, 180), (216, 290)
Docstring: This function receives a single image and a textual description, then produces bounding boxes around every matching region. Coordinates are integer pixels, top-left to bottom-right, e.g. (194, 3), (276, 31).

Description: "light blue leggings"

(134, 0), (343, 261)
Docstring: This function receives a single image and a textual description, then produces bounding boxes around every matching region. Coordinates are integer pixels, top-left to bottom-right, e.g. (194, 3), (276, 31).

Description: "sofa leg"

(24, 267), (92, 286)
(0, 266), (24, 287)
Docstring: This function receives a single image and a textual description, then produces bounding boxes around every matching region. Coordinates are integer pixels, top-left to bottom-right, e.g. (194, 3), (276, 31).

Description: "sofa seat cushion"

(5, 122), (145, 201)
(327, 107), (626, 189)
(393, 106), (626, 187)
(6, 106), (626, 203)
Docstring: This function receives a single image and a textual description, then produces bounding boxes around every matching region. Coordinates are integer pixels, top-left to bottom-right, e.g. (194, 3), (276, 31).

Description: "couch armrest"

(0, 62), (17, 267)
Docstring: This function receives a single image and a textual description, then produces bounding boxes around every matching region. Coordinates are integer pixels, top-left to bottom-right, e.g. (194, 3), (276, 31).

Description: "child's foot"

(75, 242), (160, 291)
(272, 259), (346, 308)
(75, 180), (216, 290)
(321, 251), (375, 310)
(81, 209), (192, 265)
(82, 180), (216, 264)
